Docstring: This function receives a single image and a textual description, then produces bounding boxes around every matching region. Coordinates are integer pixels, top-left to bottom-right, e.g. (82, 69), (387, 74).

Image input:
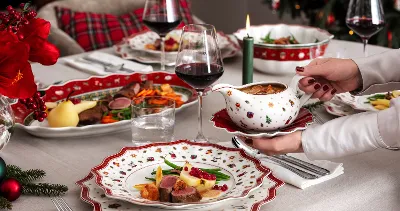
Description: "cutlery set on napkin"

(63, 52), (153, 75)
(228, 136), (344, 189)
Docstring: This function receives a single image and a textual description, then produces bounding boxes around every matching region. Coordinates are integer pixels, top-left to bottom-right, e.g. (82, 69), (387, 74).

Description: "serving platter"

(76, 171), (283, 211)
(90, 140), (271, 209)
(12, 72), (197, 138)
(210, 108), (313, 138)
(324, 100), (358, 117)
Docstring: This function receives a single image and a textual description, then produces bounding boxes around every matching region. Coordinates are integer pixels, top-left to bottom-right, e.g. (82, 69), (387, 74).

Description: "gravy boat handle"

(289, 74), (312, 107)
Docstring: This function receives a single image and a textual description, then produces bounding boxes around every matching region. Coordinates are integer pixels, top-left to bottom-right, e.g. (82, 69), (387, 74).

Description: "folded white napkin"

(63, 52), (153, 75)
(218, 141), (344, 189)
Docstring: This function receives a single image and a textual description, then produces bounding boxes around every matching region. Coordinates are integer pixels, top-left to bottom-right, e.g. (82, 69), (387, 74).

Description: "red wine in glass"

(143, 15), (182, 37)
(175, 63), (224, 91)
(346, 18), (385, 39)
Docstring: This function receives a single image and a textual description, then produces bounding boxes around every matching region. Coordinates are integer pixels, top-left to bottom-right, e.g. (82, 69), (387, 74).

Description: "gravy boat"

(212, 75), (311, 131)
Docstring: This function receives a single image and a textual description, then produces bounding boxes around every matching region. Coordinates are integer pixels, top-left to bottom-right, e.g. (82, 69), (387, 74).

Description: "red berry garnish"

(35, 92), (41, 98)
(6, 6), (13, 12)
(18, 99), (26, 104)
(41, 112), (48, 118)
(40, 105), (46, 111)
(31, 104), (37, 109)
(19, 3), (25, 9)
(184, 166), (188, 171)
(38, 117), (44, 122)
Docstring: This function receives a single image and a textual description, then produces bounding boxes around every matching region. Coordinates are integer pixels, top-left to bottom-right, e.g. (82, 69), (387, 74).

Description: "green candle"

(242, 15), (254, 85)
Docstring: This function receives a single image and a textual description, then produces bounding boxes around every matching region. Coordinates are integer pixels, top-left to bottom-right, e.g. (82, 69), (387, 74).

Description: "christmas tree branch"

(0, 197), (12, 210)
(22, 183), (68, 196)
(302, 101), (324, 112)
(6, 165), (45, 184)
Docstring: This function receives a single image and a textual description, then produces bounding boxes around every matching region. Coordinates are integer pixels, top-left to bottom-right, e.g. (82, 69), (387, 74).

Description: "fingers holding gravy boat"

(297, 77), (336, 101)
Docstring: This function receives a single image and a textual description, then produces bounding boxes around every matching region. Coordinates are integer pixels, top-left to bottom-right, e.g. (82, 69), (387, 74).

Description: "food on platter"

(364, 90), (400, 110)
(135, 159), (230, 203)
(45, 81), (185, 127)
(261, 32), (319, 44)
(145, 36), (179, 52)
(47, 92), (97, 127)
(239, 84), (285, 95)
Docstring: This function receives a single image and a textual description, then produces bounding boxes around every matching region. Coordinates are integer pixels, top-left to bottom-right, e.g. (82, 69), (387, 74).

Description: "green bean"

(145, 177), (156, 181)
(151, 169), (179, 175)
(200, 168), (221, 172)
(164, 159), (182, 170)
(111, 108), (130, 114)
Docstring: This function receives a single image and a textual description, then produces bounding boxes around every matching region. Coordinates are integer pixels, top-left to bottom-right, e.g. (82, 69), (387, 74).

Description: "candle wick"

(247, 33), (250, 38)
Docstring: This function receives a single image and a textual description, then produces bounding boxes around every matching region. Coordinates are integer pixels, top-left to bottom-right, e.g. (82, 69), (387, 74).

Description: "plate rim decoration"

(76, 171), (284, 211)
(90, 140), (272, 209)
(210, 108), (314, 138)
(12, 72), (197, 137)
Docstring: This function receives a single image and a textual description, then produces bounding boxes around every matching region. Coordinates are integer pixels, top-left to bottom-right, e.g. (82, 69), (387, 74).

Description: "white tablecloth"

(3, 40), (399, 211)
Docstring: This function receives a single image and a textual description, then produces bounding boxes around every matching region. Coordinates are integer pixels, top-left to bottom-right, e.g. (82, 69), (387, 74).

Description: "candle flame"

(246, 14), (251, 36)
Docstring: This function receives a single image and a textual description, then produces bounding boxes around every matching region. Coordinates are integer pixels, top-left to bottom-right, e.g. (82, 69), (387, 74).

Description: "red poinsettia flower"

(17, 18), (59, 65)
(0, 31), (36, 99)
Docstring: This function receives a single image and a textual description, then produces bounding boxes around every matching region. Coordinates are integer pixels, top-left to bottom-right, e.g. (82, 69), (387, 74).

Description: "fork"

(51, 197), (73, 211)
(313, 111), (325, 124)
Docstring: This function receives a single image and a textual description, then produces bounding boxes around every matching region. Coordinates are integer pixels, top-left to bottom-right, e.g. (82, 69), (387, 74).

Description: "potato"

(374, 105), (388, 110)
(134, 182), (155, 190)
(370, 99), (390, 107)
(155, 166), (163, 188)
(392, 90), (400, 98)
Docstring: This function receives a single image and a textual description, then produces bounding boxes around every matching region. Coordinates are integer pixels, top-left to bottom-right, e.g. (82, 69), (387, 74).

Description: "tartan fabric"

(55, 0), (194, 52)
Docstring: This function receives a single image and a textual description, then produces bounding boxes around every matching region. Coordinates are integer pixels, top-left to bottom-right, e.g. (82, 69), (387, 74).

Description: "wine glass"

(346, 0), (385, 57)
(175, 24), (224, 142)
(143, 0), (182, 71)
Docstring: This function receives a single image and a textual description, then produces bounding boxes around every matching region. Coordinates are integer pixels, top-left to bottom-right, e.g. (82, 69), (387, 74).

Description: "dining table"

(3, 39), (399, 211)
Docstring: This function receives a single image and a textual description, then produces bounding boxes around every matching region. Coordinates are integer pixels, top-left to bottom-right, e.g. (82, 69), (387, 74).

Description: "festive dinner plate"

(210, 108), (313, 138)
(90, 140), (271, 209)
(127, 29), (231, 55)
(76, 171), (284, 211)
(12, 72), (197, 138)
(115, 34), (240, 65)
(324, 100), (358, 117)
(334, 92), (393, 111)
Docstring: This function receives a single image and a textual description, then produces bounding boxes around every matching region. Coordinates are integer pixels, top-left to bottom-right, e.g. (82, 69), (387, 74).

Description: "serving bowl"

(234, 24), (334, 74)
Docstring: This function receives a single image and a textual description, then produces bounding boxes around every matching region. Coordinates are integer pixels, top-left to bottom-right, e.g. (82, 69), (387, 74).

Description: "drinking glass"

(346, 0), (385, 57)
(175, 24), (224, 142)
(143, 0), (182, 71)
(131, 96), (175, 145)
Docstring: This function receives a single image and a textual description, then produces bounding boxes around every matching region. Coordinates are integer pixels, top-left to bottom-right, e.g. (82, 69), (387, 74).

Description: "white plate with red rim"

(12, 72), (197, 138)
(210, 108), (314, 138)
(334, 92), (397, 112)
(115, 34), (240, 65)
(76, 171), (284, 211)
(127, 29), (232, 55)
(90, 140), (271, 209)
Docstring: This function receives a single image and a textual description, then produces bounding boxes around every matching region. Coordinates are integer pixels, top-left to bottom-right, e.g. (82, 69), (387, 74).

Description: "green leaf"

(24, 2), (31, 11)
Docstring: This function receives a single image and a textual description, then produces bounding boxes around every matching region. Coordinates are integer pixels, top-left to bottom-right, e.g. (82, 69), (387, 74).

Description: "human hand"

(244, 131), (303, 156)
(296, 58), (362, 101)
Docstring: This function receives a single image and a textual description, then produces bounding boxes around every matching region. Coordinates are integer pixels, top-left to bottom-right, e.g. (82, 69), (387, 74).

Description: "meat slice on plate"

(78, 104), (108, 125)
(113, 82), (141, 99)
(171, 186), (202, 203)
(159, 175), (179, 202)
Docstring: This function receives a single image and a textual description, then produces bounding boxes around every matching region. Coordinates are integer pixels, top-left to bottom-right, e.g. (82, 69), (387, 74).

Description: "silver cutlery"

(79, 57), (135, 73)
(313, 111), (325, 124)
(51, 197), (73, 211)
(274, 155), (330, 176)
(231, 137), (320, 179)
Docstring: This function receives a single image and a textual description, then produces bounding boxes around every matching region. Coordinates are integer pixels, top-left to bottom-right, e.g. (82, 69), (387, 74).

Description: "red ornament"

(272, 0), (280, 10)
(326, 14), (335, 26)
(0, 178), (22, 202)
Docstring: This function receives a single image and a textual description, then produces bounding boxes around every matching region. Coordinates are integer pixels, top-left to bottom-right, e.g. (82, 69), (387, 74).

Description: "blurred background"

(2, 0), (399, 48)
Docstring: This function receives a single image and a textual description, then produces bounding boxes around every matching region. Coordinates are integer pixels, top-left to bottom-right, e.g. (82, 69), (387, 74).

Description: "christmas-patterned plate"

(210, 108), (313, 138)
(76, 171), (284, 211)
(115, 34), (240, 65)
(334, 92), (395, 111)
(324, 100), (358, 117)
(90, 140), (271, 209)
(12, 72), (197, 138)
(127, 29), (231, 55)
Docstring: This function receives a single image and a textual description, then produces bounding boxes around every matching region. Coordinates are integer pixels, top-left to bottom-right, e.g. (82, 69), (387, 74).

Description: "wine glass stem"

(160, 36), (166, 71)
(196, 91), (206, 142)
(362, 38), (368, 57)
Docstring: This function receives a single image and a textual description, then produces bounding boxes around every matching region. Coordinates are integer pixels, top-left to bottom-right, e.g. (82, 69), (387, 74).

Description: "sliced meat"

(159, 175), (178, 202)
(143, 80), (153, 90)
(78, 104), (108, 125)
(171, 186), (202, 203)
(108, 97), (131, 109)
(114, 82), (141, 99)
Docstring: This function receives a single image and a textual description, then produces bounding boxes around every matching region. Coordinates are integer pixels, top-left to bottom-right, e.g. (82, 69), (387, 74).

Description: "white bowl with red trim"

(234, 24), (334, 74)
